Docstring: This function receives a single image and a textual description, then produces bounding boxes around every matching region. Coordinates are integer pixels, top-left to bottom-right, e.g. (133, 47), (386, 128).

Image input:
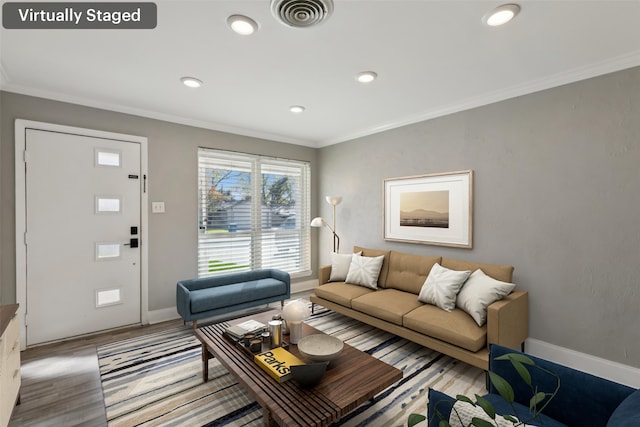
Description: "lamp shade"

(281, 299), (311, 322)
(325, 196), (342, 206)
(310, 217), (327, 228)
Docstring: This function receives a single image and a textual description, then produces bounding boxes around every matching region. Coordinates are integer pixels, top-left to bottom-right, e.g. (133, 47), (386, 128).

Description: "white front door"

(23, 128), (143, 345)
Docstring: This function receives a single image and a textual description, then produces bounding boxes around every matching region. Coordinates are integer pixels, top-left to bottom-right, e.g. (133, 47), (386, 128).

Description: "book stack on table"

(224, 319), (267, 340)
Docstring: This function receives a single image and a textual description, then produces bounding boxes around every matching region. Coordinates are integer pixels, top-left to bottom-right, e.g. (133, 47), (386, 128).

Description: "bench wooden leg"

(193, 320), (198, 329)
(201, 344), (210, 382)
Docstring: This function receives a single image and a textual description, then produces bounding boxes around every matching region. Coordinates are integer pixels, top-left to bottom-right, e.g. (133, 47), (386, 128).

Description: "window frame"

(197, 147), (311, 279)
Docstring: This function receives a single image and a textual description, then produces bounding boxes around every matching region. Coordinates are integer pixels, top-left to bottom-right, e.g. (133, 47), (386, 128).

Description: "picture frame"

(383, 170), (473, 248)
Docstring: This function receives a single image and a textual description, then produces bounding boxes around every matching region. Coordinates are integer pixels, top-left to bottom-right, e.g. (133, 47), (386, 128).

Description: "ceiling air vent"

(271, 0), (334, 28)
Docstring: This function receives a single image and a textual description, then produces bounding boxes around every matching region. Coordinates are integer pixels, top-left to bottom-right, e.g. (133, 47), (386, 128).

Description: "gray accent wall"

(0, 91), (318, 311)
(316, 66), (640, 367)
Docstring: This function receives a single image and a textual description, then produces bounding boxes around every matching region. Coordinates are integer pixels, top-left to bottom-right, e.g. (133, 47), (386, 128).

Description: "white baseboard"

(525, 338), (640, 388)
(147, 307), (181, 324)
(292, 279), (317, 294)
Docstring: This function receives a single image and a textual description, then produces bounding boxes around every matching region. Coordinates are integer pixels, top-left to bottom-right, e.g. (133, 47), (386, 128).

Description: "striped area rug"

(98, 308), (485, 426)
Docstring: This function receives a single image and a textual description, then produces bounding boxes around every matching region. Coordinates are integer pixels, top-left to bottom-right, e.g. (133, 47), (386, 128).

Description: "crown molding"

(3, 51), (639, 149)
(0, 82), (319, 148)
(318, 50), (640, 147)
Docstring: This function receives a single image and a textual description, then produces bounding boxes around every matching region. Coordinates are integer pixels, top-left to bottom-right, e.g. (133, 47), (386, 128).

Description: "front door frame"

(15, 119), (149, 350)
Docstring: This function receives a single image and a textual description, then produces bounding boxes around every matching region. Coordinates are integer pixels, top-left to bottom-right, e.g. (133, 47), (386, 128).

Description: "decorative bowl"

(297, 334), (344, 362)
(291, 361), (329, 387)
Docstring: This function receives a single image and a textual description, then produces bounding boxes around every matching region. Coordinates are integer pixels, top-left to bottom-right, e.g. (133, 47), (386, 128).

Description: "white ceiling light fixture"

(289, 105), (306, 114)
(356, 71), (378, 84)
(271, 0), (334, 28)
(180, 77), (203, 88)
(483, 4), (521, 27)
(227, 14), (259, 35)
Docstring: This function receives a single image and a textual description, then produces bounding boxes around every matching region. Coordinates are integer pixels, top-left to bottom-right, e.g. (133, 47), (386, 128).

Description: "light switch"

(152, 201), (165, 213)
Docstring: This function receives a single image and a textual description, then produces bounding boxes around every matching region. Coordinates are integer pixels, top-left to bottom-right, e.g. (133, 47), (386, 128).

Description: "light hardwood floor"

(9, 318), (185, 427)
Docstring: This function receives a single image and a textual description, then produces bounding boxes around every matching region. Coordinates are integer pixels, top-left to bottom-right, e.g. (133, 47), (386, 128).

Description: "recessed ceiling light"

(483, 4), (520, 26)
(181, 77), (203, 88)
(289, 105), (306, 114)
(227, 15), (259, 35)
(356, 71), (378, 84)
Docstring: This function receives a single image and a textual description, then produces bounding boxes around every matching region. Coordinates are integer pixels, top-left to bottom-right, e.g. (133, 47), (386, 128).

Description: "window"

(198, 148), (311, 278)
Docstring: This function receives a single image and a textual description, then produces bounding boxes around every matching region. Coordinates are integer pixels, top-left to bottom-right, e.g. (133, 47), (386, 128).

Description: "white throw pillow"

(345, 254), (385, 289)
(456, 269), (516, 327)
(449, 401), (533, 427)
(329, 251), (362, 282)
(418, 263), (471, 311)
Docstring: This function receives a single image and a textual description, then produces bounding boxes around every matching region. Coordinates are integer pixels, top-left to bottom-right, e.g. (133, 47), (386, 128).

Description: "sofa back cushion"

(441, 258), (514, 283)
(353, 246), (391, 287)
(386, 251), (441, 294)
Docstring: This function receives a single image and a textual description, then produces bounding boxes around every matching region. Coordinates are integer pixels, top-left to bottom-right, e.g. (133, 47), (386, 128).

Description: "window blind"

(198, 148), (311, 278)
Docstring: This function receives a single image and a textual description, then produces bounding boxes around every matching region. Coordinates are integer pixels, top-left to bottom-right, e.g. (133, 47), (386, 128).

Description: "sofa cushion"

(448, 400), (539, 427)
(345, 254), (385, 289)
(441, 258), (514, 283)
(351, 289), (423, 325)
(403, 304), (486, 352)
(385, 251), (441, 294)
(353, 246), (391, 287)
(190, 278), (286, 313)
(329, 251), (361, 282)
(607, 389), (640, 427)
(456, 269), (516, 326)
(483, 394), (568, 427)
(428, 388), (457, 424)
(314, 282), (374, 308)
(418, 263), (471, 311)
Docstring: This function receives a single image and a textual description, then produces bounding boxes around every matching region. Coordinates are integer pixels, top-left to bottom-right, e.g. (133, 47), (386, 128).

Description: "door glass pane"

(96, 288), (122, 308)
(96, 243), (121, 260)
(96, 196), (121, 213)
(96, 149), (121, 167)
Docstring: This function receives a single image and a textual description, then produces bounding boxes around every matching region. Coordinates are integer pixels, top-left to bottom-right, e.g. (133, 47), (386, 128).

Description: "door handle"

(124, 238), (139, 248)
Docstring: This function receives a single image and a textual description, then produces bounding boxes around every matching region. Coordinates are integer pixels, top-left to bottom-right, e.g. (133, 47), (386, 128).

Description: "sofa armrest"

(176, 282), (192, 320)
(487, 290), (528, 350)
(263, 268), (291, 293)
(318, 265), (332, 286)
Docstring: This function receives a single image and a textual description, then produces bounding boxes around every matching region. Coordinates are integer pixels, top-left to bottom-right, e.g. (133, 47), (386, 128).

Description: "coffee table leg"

(201, 344), (210, 382)
(262, 407), (277, 426)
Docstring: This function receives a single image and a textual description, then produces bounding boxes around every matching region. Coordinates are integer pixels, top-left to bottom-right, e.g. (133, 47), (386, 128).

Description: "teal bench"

(176, 269), (290, 328)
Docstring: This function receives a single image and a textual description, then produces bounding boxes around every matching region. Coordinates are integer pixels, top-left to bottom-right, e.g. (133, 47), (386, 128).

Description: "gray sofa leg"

(311, 302), (315, 314)
(281, 300), (285, 309)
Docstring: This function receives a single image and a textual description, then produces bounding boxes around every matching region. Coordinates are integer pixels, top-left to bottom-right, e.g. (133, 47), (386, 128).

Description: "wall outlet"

(152, 201), (165, 213)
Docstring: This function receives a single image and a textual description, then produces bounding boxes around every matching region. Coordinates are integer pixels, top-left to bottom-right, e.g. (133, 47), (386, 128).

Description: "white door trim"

(15, 119), (149, 350)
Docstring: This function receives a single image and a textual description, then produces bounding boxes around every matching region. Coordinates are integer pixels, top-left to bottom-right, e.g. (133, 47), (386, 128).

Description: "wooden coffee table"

(195, 309), (402, 426)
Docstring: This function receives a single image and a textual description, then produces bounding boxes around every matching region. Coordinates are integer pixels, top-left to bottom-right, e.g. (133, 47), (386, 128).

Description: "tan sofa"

(309, 246), (528, 370)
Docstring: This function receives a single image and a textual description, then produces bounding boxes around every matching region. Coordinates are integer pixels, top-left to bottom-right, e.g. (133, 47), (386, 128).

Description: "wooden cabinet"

(0, 304), (20, 427)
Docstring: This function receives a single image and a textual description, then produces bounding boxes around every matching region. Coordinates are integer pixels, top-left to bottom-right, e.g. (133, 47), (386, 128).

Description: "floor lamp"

(311, 196), (342, 253)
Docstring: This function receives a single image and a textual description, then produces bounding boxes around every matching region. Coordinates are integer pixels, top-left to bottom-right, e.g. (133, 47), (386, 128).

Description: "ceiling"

(2, 1), (640, 148)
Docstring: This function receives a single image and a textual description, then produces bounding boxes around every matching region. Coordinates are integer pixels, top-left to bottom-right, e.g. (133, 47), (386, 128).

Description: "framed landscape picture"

(384, 170), (473, 248)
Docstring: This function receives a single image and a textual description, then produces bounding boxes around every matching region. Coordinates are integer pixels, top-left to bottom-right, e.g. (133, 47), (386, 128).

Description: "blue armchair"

(428, 344), (639, 426)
